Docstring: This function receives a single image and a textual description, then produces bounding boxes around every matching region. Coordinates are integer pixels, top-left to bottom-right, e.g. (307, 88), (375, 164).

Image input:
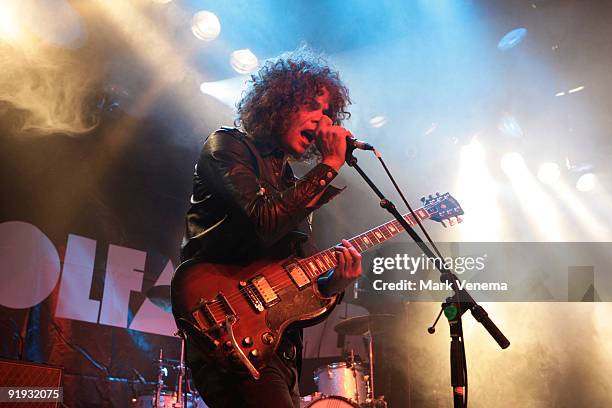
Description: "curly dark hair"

(236, 47), (351, 145)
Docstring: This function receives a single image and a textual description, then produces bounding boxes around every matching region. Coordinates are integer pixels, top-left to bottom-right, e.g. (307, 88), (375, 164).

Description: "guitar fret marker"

(323, 255), (334, 268)
(353, 240), (364, 252)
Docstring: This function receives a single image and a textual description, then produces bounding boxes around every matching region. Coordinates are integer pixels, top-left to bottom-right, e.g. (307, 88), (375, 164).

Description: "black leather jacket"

(180, 127), (344, 376)
(181, 127), (342, 263)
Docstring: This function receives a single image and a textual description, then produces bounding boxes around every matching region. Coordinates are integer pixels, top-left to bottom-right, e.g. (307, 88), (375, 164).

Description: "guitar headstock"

(422, 192), (464, 227)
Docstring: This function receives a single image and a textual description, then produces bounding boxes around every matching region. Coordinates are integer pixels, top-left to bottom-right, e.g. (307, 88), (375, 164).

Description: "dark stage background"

(2, 1), (612, 407)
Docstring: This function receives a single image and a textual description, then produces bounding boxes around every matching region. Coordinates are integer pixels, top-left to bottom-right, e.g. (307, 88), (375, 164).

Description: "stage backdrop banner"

(0, 111), (200, 407)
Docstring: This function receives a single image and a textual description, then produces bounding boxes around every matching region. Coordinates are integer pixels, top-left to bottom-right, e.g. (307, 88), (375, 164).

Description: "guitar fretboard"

(297, 206), (432, 280)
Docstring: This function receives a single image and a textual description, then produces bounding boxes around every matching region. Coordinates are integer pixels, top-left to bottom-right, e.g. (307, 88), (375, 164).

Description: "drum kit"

(132, 286), (208, 408)
(301, 314), (394, 408)
(143, 285), (392, 408)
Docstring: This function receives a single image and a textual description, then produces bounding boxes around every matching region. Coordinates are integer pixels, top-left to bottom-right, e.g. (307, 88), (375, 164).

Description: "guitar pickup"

(241, 282), (265, 312)
(285, 262), (310, 290)
(250, 276), (280, 308)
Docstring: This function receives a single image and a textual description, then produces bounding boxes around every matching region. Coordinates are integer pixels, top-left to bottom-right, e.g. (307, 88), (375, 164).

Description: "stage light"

(556, 86), (585, 97)
(191, 10), (221, 42)
(368, 115), (387, 128)
(568, 86), (585, 94)
(498, 114), (523, 138)
(461, 139), (485, 162)
(537, 162), (560, 185)
(500, 152), (525, 175)
(456, 139), (503, 241)
(230, 49), (258, 74)
(497, 28), (528, 51)
(576, 173), (596, 192)
(0, 0), (22, 41)
(424, 123), (438, 136)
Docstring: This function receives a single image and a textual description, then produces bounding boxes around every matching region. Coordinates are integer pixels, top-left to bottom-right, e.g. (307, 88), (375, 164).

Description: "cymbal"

(146, 285), (172, 313)
(334, 314), (396, 336)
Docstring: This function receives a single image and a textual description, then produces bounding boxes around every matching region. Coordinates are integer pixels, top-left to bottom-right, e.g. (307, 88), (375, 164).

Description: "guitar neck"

(299, 206), (433, 280)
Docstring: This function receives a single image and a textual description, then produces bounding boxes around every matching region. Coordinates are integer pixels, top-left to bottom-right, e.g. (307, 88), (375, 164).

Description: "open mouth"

(301, 130), (315, 142)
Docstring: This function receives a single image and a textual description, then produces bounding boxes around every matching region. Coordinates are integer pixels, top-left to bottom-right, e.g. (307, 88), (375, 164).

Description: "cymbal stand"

(367, 326), (375, 401)
(174, 331), (186, 408)
(154, 348), (164, 408)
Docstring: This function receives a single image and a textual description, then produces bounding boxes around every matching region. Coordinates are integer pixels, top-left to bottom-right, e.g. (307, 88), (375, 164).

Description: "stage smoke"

(0, 40), (101, 135)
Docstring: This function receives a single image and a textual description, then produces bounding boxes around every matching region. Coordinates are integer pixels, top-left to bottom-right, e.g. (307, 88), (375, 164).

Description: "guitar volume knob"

(261, 332), (275, 345)
(249, 349), (260, 359)
(242, 337), (253, 347)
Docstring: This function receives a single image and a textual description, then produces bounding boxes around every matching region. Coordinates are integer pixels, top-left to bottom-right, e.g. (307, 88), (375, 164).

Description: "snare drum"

(313, 362), (368, 405)
(305, 395), (359, 408)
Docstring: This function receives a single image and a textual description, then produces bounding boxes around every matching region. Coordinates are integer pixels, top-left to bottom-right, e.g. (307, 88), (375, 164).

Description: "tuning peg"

(436, 192), (441, 197)
(449, 218), (456, 226)
(421, 196), (426, 203)
(428, 194), (434, 200)
(457, 216), (463, 223)
(440, 220), (447, 228)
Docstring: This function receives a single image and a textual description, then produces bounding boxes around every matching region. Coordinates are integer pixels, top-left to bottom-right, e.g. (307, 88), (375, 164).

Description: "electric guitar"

(171, 192), (463, 379)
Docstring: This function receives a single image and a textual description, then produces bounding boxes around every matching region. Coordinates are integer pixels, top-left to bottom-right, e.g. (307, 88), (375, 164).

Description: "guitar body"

(171, 192), (463, 379)
(171, 257), (339, 378)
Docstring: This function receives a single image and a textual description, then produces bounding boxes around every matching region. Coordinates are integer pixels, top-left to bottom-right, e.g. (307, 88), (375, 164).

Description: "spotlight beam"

(501, 153), (565, 241)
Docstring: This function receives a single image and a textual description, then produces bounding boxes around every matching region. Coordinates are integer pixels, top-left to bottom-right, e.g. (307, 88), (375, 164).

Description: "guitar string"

(201, 205), (455, 316)
(203, 236), (380, 318)
(203, 211), (439, 316)
(204, 214), (416, 311)
(201, 211), (439, 316)
(201, 209), (444, 315)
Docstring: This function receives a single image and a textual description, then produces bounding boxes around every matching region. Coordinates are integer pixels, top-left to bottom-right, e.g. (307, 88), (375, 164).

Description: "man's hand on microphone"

(315, 115), (352, 171)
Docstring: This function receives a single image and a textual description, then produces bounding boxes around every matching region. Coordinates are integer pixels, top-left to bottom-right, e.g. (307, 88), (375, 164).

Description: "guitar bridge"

(191, 292), (237, 332)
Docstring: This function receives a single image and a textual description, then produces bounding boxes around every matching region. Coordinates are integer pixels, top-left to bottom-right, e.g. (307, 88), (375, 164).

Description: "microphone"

(303, 130), (375, 151)
(347, 136), (375, 151)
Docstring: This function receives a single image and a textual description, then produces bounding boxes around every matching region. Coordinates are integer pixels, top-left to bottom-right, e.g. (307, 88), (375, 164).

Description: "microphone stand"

(345, 147), (510, 408)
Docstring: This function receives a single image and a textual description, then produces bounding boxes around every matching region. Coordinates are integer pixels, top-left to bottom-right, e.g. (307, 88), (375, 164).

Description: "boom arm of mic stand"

(345, 149), (510, 350)
(345, 149), (433, 254)
(347, 148), (510, 408)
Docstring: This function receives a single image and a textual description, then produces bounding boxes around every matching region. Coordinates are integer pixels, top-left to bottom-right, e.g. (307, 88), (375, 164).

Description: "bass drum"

(305, 396), (359, 408)
(314, 362), (368, 405)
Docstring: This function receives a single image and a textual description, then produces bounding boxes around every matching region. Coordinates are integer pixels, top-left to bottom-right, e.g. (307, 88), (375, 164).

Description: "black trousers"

(190, 352), (300, 408)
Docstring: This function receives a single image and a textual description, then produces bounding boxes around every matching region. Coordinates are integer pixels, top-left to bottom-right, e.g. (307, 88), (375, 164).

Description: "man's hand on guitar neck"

(318, 239), (362, 296)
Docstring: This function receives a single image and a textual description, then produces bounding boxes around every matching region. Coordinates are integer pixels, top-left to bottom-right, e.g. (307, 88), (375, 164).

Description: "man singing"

(178, 48), (362, 407)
